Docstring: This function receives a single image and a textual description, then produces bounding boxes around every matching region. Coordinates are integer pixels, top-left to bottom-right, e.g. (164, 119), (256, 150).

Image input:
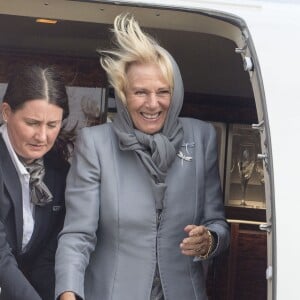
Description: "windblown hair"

(99, 13), (174, 104)
(3, 64), (75, 162)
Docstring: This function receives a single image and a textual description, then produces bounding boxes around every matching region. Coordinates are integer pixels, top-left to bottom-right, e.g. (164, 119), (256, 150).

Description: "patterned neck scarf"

(21, 158), (53, 206)
(112, 50), (184, 210)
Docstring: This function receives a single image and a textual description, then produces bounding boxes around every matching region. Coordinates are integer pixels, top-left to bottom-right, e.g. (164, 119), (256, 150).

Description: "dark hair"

(4, 64), (69, 118)
(3, 64), (75, 162)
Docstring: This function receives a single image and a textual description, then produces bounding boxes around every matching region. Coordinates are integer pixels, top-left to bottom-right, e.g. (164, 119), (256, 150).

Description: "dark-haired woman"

(0, 65), (74, 300)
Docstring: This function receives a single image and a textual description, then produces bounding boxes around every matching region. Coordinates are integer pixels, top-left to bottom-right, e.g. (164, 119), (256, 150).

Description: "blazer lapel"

(0, 136), (23, 252)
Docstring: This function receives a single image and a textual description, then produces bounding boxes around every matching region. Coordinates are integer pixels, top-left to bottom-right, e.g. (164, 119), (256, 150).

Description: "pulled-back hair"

(2, 64), (75, 162)
(99, 13), (174, 104)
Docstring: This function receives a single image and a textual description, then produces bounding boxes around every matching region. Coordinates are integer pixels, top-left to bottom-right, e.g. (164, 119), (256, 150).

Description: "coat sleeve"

(0, 220), (41, 300)
(199, 122), (230, 259)
(55, 127), (101, 300)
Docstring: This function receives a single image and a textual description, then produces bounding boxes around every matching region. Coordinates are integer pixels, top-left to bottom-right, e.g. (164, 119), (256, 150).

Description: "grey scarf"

(21, 158), (53, 206)
(113, 51), (184, 209)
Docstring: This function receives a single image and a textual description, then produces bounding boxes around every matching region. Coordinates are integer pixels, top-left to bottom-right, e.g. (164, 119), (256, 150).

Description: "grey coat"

(55, 117), (229, 300)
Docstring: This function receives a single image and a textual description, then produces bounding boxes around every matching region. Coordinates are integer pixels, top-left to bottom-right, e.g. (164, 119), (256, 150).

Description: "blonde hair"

(99, 14), (174, 104)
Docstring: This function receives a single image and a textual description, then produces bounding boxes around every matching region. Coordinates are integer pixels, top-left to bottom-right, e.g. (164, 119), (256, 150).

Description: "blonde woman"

(55, 14), (229, 300)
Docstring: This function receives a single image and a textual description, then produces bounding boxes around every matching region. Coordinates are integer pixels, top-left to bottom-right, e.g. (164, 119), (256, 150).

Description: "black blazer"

(0, 136), (69, 300)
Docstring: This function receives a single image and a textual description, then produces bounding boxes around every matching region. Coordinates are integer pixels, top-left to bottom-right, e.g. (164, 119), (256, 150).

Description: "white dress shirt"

(0, 124), (34, 251)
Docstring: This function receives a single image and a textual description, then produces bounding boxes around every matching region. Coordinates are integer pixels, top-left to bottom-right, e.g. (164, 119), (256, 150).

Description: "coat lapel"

(0, 136), (23, 252)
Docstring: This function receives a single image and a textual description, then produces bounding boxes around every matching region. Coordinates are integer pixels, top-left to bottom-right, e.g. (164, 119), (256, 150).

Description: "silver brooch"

(177, 151), (193, 162)
(177, 142), (194, 163)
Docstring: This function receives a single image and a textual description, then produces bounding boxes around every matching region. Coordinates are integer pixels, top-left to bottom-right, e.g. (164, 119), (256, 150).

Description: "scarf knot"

(22, 158), (53, 206)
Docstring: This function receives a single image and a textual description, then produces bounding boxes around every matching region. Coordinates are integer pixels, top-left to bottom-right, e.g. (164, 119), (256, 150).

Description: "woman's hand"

(180, 225), (212, 257)
(59, 291), (77, 300)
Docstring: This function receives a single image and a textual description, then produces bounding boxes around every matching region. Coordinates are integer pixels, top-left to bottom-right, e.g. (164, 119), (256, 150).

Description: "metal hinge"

(259, 222), (272, 233)
(252, 121), (264, 132)
(266, 265), (273, 280)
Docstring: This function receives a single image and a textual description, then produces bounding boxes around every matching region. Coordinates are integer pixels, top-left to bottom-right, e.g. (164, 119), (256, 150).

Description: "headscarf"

(112, 51), (184, 209)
